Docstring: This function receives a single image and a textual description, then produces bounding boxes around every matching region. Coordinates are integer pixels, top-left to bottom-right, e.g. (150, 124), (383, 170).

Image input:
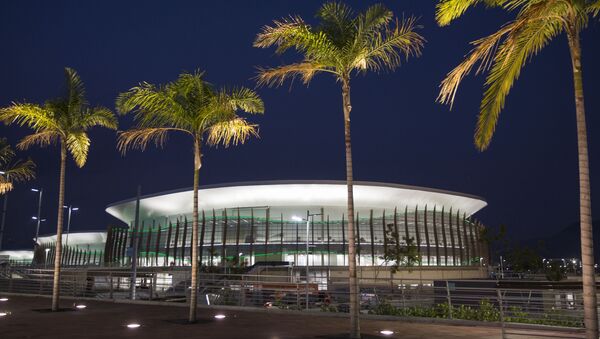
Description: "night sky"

(0, 1), (598, 251)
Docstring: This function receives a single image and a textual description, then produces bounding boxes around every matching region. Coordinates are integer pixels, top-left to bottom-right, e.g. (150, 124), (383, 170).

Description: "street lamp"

(31, 188), (43, 246)
(63, 205), (79, 247)
(291, 211), (322, 310)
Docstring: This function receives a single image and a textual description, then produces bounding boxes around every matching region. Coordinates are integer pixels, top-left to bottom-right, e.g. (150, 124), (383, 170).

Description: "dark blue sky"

(0, 1), (599, 250)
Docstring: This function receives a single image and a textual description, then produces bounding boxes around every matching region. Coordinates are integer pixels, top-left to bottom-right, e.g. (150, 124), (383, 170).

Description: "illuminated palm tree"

(436, 1), (600, 337)
(0, 138), (35, 195)
(0, 68), (118, 311)
(0, 138), (35, 250)
(116, 70), (263, 323)
(254, 3), (423, 337)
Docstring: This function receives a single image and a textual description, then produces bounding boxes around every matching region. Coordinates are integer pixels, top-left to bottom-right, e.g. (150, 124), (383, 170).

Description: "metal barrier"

(0, 265), (587, 338)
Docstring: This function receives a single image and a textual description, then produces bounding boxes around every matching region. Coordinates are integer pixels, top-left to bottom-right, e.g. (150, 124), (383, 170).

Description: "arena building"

(33, 181), (489, 279)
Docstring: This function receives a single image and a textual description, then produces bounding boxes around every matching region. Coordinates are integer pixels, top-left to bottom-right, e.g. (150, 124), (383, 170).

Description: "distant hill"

(522, 220), (600, 259)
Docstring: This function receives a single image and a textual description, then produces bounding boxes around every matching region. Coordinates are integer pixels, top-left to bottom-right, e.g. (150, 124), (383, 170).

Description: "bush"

(366, 299), (581, 328)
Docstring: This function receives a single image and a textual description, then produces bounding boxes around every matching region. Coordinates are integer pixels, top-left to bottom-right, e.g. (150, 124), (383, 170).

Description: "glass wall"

(102, 206), (487, 268)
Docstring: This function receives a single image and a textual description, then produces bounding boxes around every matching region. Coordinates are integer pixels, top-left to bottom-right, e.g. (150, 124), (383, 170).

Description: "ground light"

(0, 298), (8, 301)
(126, 323), (141, 329)
(0, 312), (9, 317)
(214, 314), (226, 319)
(380, 330), (394, 336)
(75, 304), (87, 309)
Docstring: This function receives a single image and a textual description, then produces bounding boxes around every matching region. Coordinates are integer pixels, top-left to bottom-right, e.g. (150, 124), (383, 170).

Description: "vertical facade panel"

(210, 210), (216, 266)
(155, 224), (161, 266)
(441, 207), (448, 266)
(369, 209), (375, 265)
(221, 210), (228, 267)
(182, 217), (189, 265)
(199, 211), (206, 265)
(414, 205), (421, 266)
(165, 221), (172, 266)
(455, 210), (463, 265)
(249, 208), (254, 264)
(448, 208), (456, 266)
(424, 205), (431, 266)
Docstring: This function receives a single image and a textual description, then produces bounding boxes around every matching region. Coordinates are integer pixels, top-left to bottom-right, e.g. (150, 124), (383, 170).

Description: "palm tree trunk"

(189, 137), (201, 323)
(51, 142), (67, 311)
(567, 27), (597, 339)
(342, 77), (360, 339)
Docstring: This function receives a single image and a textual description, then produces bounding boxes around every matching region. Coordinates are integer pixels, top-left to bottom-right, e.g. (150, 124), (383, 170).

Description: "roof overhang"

(106, 181), (487, 224)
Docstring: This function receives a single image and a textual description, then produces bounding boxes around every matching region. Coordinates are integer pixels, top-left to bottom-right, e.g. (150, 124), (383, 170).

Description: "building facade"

(34, 181), (490, 275)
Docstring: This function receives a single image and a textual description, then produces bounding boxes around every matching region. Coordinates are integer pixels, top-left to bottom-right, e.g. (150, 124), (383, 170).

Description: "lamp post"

(31, 188), (43, 246)
(0, 171), (8, 251)
(292, 211), (322, 310)
(63, 205), (79, 247)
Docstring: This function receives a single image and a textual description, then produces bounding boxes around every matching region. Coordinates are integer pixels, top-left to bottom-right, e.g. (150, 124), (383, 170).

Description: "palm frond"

(438, 22), (515, 108)
(475, 12), (562, 150)
(361, 16), (424, 72)
(0, 158), (36, 195)
(64, 67), (87, 114)
(206, 118), (259, 148)
(436, 0), (507, 26)
(81, 107), (118, 130)
(223, 87), (265, 114)
(65, 132), (90, 167)
(256, 62), (333, 87)
(17, 131), (60, 150)
(116, 81), (191, 130)
(362, 3), (394, 31)
(317, 1), (356, 47)
(0, 138), (15, 164)
(436, 0), (485, 26)
(117, 127), (189, 154)
(0, 103), (59, 132)
(588, 0), (600, 17)
(254, 15), (338, 63)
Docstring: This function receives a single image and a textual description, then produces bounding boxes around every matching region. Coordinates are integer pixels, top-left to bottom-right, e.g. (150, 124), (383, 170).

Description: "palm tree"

(0, 138), (35, 250)
(0, 138), (35, 195)
(116, 70), (263, 323)
(435, 1), (600, 337)
(254, 3), (424, 337)
(0, 68), (117, 311)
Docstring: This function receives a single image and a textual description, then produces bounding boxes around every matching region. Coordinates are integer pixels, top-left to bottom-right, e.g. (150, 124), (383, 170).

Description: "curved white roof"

(106, 181), (487, 223)
(38, 231), (107, 247)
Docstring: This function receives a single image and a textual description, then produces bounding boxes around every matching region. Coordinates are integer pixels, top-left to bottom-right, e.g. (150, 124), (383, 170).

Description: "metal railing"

(0, 265), (587, 338)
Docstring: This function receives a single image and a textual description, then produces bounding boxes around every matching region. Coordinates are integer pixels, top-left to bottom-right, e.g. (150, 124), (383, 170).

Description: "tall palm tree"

(116, 70), (263, 323)
(0, 138), (35, 250)
(0, 68), (117, 311)
(254, 3), (424, 337)
(436, 1), (600, 337)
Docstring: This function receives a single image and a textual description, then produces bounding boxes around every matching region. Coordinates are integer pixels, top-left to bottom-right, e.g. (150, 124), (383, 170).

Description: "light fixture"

(291, 215), (302, 222)
(126, 323), (141, 328)
(75, 304), (87, 309)
(0, 298), (7, 302)
(0, 312), (7, 317)
(72, 207), (79, 211)
(31, 188), (39, 192)
(380, 330), (394, 336)
(214, 314), (226, 319)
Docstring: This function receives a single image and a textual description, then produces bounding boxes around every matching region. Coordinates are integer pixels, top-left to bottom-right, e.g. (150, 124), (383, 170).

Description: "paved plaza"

(0, 296), (580, 338)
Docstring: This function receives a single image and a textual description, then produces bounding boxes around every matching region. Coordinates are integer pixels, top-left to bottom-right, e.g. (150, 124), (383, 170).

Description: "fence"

(0, 265), (587, 338)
